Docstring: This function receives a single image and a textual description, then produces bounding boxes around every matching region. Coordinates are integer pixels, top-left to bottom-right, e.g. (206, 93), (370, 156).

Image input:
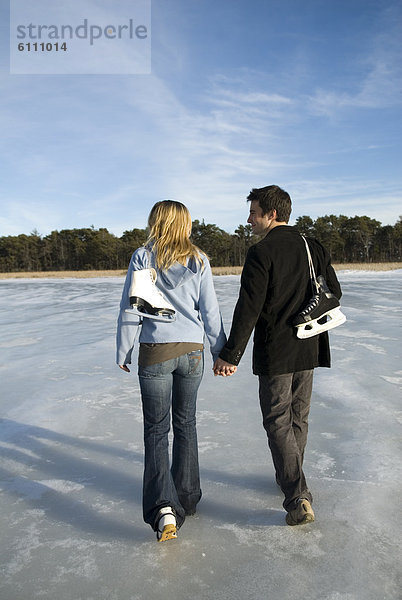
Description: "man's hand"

(213, 357), (237, 377)
(119, 365), (130, 372)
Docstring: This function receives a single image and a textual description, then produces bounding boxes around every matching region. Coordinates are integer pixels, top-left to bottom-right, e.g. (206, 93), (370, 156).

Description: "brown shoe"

(286, 499), (315, 526)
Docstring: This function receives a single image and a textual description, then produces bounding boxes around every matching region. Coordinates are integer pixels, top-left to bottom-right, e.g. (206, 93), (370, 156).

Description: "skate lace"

(300, 294), (319, 316)
(148, 270), (168, 302)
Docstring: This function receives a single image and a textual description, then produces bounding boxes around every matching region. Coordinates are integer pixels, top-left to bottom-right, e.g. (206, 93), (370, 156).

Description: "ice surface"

(0, 271), (401, 600)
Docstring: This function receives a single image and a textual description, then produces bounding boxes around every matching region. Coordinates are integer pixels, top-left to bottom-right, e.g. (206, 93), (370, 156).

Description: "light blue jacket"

(116, 246), (227, 366)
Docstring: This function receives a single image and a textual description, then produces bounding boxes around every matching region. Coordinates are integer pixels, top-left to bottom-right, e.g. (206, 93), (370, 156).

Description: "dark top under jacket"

(219, 225), (342, 377)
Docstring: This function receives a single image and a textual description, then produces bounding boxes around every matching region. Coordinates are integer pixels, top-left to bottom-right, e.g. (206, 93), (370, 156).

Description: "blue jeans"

(258, 370), (314, 512)
(138, 350), (204, 531)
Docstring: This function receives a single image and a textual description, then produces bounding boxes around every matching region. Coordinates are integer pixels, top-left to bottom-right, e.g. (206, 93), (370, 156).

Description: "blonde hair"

(146, 200), (204, 270)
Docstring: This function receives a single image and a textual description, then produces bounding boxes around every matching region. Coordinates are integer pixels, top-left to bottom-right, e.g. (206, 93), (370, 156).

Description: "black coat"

(219, 225), (342, 377)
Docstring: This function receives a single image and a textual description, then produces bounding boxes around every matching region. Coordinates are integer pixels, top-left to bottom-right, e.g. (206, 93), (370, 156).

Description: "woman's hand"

(213, 358), (237, 377)
(119, 365), (130, 372)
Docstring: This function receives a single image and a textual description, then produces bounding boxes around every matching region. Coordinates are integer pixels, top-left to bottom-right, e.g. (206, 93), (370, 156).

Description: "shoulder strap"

(301, 235), (319, 294)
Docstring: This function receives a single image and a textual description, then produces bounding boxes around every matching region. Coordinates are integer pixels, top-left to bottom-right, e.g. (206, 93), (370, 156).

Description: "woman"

(116, 200), (227, 542)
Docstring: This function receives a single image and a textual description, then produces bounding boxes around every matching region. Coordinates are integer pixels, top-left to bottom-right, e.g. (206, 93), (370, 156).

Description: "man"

(213, 185), (342, 525)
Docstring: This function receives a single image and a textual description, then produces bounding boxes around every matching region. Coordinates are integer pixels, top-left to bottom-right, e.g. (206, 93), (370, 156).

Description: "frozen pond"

(0, 270), (401, 599)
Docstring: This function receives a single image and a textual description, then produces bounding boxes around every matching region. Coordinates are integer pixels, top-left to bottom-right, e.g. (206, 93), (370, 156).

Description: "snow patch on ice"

(395, 412), (402, 425)
(0, 441), (41, 459)
(0, 336), (41, 348)
(354, 341), (386, 354)
(310, 450), (336, 476)
(1, 477), (85, 500)
(380, 375), (402, 387)
(321, 432), (337, 439)
(217, 522), (325, 558)
(4, 520), (44, 577)
(334, 329), (396, 341)
(197, 410), (229, 424)
(323, 594), (357, 600)
(46, 538), (113, 581)
(198, 439), (221, 454)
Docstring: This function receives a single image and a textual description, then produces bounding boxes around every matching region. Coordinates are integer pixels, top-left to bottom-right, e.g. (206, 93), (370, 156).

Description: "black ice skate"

(125, 268), (176, 323)
(293, 275), (346, 339)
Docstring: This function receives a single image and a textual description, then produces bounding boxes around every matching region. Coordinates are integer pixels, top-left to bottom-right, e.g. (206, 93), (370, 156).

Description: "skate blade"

(157, 524), (177, 542)
(296, 308), (346, 339)
(125, 307), (176, 322)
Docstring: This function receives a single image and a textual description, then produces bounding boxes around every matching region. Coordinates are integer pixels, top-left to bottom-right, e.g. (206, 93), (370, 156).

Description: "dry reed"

(0, 263), (400, 279)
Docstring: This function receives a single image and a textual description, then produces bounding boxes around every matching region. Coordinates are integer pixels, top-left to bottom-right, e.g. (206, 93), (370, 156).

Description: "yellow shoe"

(156, 507), (177, 542)
(286, 499), (315, 526)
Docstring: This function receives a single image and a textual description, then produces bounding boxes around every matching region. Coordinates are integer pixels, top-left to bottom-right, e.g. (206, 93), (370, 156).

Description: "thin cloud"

(308, 20), (402, 116)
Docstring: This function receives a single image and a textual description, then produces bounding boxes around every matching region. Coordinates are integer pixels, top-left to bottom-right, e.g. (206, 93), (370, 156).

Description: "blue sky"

(1, 0), (401, 237)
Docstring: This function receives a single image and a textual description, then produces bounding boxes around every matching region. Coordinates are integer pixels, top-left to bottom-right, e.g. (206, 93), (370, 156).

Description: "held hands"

(213, 357), (237, 377)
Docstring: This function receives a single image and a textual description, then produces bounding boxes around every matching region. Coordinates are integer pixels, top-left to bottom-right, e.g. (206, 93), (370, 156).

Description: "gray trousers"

(258, 370), (314, 512)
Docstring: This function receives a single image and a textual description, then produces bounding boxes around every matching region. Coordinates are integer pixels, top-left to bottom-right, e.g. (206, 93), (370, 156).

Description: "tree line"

(0, 215), (401, 273)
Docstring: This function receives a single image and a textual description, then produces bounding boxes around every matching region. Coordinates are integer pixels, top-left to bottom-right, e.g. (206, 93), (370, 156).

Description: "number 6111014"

(18, 42), (67, 51)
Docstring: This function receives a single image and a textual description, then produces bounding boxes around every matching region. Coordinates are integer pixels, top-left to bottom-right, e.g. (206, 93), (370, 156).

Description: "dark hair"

(247, 185), (292, 223)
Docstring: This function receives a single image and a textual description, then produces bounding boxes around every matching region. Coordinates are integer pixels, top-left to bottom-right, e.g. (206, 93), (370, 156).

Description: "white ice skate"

(125, 268), (176, 323)
(293, 275), (346, 339)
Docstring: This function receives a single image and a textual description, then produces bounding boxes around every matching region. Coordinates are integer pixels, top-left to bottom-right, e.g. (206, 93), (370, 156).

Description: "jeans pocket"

(187, 350), (203, 375)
